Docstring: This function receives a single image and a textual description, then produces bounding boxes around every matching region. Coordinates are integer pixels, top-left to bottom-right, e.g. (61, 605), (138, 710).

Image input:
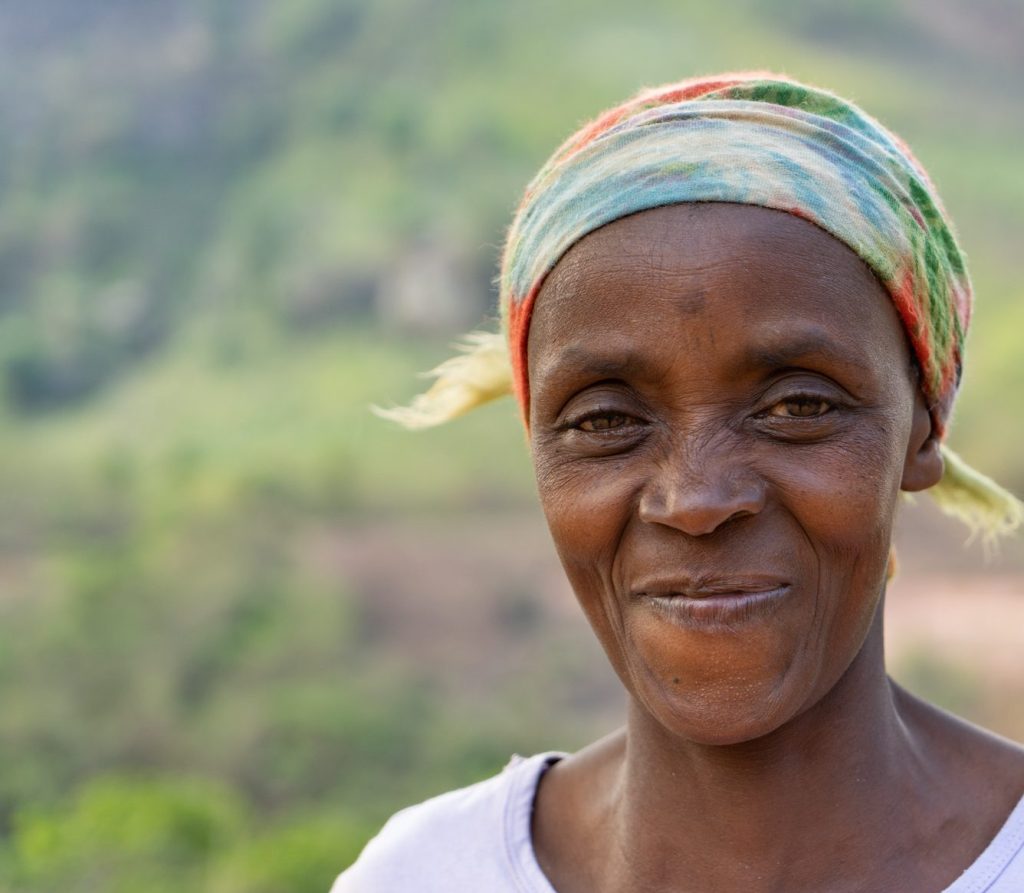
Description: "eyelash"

(762, 392), (838, 420)
(564, 392), (840, 434)
(565, 407), (640, 433)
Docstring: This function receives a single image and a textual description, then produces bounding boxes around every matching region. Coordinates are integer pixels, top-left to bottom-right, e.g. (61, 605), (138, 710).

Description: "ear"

(900, 390), (944, 492)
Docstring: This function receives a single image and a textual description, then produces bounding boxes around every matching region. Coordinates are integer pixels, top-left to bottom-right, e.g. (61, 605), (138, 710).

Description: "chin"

(658, 699), (801, 747)
(609, 557), (890, 748)
(618, 606), (812, 741)
(636, 670), (809, 747)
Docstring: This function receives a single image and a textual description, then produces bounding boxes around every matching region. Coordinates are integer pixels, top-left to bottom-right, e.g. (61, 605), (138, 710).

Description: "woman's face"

(527, 203), (941, 745)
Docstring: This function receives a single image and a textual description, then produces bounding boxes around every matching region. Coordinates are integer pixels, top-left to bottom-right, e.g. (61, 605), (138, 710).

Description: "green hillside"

(0, 1), (1022, 890)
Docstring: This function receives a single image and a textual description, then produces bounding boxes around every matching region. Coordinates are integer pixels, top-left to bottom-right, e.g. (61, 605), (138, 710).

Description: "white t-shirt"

(332, 752), (1024, 892)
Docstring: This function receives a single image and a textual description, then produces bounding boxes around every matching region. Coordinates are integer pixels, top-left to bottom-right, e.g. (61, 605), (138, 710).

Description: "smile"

(636, 582), (792, 628)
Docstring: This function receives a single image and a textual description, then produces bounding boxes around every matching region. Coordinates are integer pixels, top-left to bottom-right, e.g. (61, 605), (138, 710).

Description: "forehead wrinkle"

(529, 208), (912, 400)
(532, 323), (884, 397)
(532, 341), (666, 385)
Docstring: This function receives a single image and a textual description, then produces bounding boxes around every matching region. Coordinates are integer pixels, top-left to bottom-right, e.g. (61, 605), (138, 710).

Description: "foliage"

(0, 0), (1021, 471)
(0, 1), (1021, 891)
(0, 775), (375, 893)
(4, 777), (243, 893)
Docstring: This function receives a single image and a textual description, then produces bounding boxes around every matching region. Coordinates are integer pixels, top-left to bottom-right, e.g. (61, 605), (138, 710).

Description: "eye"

(576, 411), (633, 432)
(551, 392), (650, 455)
(768, 396), (834, 418)
(752, 387), (847, 443)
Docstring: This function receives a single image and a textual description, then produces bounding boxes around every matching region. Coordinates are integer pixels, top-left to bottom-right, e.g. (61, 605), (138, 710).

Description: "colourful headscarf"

(378, 72), (1022, 538)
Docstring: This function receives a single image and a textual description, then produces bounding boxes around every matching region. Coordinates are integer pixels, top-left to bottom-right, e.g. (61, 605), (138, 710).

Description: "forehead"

(527, 203), (910, 387)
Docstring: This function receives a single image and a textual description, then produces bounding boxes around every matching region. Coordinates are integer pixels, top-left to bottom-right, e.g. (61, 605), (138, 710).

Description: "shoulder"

(330, 752), (564, 893)
(893, 682), (1024, 861)
(950, 790), (1024, 892)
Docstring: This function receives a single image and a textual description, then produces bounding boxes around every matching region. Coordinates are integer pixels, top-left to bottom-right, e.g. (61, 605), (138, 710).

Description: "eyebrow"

(533, 343), (667, 383)
(739, 329), (872, 376)
(537, 326), (872, 383)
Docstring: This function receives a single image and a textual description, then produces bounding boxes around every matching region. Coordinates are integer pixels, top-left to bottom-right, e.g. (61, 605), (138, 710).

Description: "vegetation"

(0, 0), (1021, 889)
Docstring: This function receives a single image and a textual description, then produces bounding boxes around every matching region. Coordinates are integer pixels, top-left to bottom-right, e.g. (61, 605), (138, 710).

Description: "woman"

(336, 73), (1024, 891)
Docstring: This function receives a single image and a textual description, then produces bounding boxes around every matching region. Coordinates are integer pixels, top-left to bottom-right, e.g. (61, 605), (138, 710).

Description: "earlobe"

(901, 435), (944, 492)
(900, 398), (944, 493)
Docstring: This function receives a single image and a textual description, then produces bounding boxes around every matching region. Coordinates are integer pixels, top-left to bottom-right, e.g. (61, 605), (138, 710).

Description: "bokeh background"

(0, 1), (1022, 890)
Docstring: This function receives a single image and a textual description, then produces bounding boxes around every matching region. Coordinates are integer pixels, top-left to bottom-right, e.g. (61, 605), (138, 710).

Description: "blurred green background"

(1, 0), (1022, 890)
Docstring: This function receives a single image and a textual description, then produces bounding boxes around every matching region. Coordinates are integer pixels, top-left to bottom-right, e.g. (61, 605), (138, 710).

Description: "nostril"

(637, 468), (766, 537)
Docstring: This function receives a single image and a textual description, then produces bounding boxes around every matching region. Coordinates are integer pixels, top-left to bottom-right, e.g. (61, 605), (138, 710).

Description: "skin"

(525, 204), (1024, 893)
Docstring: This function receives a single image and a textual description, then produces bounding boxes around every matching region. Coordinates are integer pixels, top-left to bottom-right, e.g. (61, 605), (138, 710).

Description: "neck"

(607, 607), (931, 892)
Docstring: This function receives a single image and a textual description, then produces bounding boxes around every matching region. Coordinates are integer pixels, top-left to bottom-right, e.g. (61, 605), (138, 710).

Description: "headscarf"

(377, 72), (1022, 539)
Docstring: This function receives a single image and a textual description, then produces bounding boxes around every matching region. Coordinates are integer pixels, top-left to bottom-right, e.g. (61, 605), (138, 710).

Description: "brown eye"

(579, 412), (631, 432)
(770, 397), (832, 418)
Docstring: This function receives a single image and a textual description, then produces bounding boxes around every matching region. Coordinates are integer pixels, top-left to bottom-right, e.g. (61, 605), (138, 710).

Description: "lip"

(632, 577), (792, 628)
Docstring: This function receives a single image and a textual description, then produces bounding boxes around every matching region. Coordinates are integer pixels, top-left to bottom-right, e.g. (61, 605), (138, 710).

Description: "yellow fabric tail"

(930, 444), (1024, 542)
(371, 331), (513, 429)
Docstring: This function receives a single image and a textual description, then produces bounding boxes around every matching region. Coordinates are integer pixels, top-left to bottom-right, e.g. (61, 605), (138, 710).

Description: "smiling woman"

(527, 203), (933, 751)
(337, 73), (1024, 893)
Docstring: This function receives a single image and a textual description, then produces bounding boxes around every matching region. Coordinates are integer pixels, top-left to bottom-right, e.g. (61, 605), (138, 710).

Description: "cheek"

(533, 450), (640, 565)
(762, 393), (907, 525)
(765, 423), (906, 677)
(772, 421), (904, 565)
(533, 452), (641, 675)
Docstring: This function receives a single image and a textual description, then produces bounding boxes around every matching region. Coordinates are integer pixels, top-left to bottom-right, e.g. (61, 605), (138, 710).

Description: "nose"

(637, 445), (766, 537)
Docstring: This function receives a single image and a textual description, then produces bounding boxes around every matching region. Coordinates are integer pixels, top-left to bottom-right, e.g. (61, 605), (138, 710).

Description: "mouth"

(633, 577), (792, 628)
